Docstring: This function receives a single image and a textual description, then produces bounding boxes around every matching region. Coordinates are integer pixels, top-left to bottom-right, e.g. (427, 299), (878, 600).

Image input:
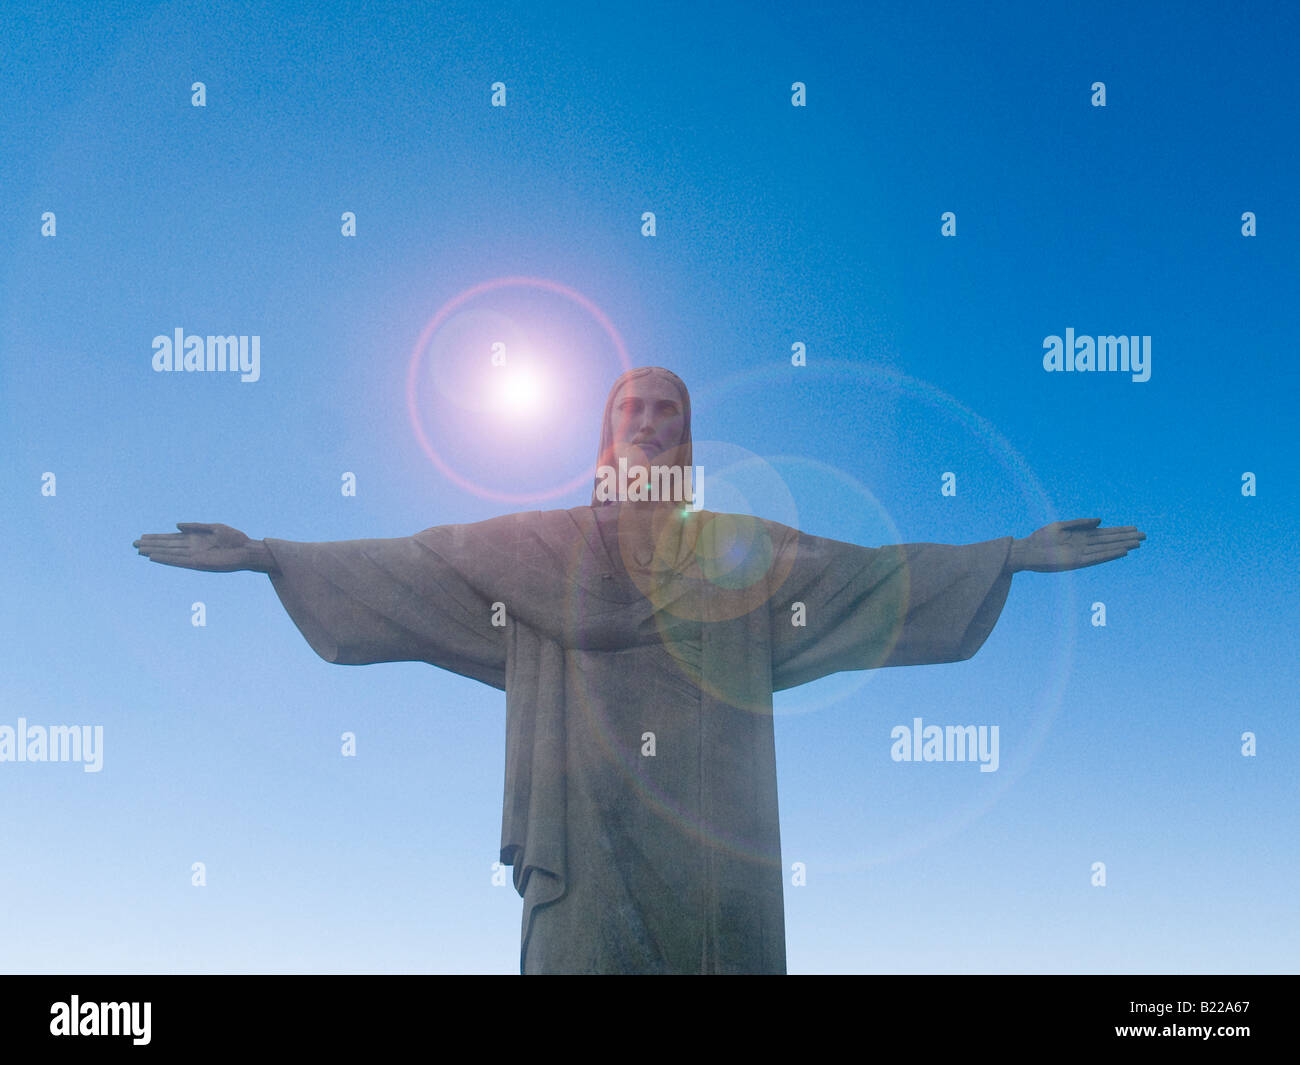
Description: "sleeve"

(264, 534), (507, 690)
(768, 527), (1014, 691)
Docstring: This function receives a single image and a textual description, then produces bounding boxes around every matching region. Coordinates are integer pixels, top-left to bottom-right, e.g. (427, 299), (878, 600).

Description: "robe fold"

(264, 505), (1013, 974)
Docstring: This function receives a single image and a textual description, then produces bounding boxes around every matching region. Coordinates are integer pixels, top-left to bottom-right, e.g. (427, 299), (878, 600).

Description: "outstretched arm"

(1006, 518), (1145, 574)
(135, 522), (508, 684)
(133, 523), (278, 574)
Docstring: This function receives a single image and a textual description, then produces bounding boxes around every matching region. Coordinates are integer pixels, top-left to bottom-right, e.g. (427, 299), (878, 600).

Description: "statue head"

(592, 367), (692, 505)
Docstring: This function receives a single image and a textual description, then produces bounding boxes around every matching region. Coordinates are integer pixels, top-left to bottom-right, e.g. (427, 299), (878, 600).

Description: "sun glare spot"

(493, 363), (545, 417)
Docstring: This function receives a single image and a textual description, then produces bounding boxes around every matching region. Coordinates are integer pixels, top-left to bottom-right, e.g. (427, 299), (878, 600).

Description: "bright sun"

(493, 364), (545, 417)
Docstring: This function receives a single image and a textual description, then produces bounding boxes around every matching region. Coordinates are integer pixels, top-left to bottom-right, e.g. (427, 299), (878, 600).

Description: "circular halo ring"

(406, 276), (632, 503)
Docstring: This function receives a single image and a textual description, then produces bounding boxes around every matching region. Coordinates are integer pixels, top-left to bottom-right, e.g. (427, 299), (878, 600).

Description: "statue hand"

(1012, 518), (1145, 573)
(133, 522), (262, 572)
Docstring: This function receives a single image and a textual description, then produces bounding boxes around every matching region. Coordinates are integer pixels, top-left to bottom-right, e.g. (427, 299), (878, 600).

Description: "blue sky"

(1, 0), (1296, 973)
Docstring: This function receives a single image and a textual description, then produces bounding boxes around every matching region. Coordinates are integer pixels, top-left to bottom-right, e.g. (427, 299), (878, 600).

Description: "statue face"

(609, 376), (686, 461)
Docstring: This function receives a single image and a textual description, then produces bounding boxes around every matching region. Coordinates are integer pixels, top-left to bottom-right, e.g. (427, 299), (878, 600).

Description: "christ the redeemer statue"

(134, 366), (1144, 974)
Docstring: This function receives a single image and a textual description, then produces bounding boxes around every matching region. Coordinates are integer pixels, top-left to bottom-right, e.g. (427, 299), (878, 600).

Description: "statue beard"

(604, 438), (690, 474)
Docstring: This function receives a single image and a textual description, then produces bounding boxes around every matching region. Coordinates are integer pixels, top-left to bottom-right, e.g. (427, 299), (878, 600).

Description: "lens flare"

(690, 360), (1073, 874)
(407, 276), (631, 503)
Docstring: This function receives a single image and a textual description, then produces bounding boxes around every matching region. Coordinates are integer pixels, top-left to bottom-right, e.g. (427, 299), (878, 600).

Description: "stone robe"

(263, 504), (1013, 974)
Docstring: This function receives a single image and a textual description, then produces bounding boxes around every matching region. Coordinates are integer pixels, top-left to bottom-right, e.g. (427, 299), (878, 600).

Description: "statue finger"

(142, 548), (193, 561)
(145, 553), (193, 567)
(1085, 539), (1139, 553)
(1075, 552), (1122, 568)
(1086, 531), (1142, 546)
(1081, 546), (1133, 563)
